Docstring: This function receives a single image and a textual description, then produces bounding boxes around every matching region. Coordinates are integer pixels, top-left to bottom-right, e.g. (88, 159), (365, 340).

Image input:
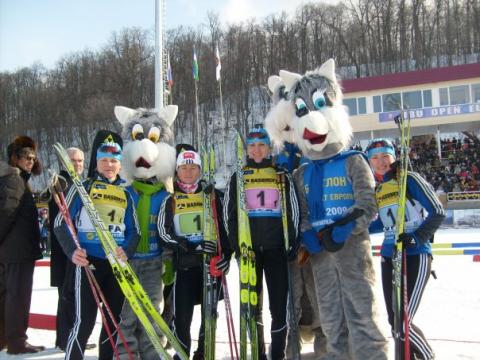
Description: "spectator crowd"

(410, 135), (480, 193)
(354, 134), (480, 194)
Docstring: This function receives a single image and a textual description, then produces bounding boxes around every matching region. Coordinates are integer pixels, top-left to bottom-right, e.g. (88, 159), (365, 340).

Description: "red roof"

(342, 62), (480, 93)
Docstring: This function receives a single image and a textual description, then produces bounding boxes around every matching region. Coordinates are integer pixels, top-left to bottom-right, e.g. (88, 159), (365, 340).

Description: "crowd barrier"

(447, 191), (480, 201)
(371, 242), (480, 261)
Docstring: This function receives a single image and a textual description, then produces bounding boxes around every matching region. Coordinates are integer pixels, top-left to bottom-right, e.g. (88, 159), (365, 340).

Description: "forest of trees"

(1, 0), (479, 185)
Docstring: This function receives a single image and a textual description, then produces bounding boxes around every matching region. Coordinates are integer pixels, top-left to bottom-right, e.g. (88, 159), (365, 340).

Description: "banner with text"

(379, 103), (480, 122)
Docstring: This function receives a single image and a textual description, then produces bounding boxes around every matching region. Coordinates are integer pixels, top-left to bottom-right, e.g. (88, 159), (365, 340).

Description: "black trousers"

(56, 262), (75, 349)
(382, 253), (434, 360)
(254, 248), (288, 360)
(0, 261), (35, 349)
(64, 257), (124, 360)
(172, 266), (206, 358)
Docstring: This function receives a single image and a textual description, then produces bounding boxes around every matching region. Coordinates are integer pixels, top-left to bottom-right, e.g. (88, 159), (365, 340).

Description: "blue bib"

(301, 151), (359, 252)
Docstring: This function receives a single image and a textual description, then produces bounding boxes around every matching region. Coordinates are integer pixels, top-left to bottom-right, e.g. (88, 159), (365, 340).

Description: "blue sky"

(0, 0), (333, 72)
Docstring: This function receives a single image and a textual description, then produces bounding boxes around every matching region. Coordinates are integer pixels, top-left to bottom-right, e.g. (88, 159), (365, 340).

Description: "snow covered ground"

(1, 228), (479, 359)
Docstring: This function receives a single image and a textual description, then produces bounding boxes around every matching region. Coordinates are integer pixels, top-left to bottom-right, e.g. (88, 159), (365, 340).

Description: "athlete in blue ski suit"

(54, 137), (140, 360)
(367, 138), (445, 360)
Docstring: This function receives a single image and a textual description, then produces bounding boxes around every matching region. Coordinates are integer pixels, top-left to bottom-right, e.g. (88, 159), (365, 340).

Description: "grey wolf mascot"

(114, 105), (178, 359)
(283, 59), (388, 360)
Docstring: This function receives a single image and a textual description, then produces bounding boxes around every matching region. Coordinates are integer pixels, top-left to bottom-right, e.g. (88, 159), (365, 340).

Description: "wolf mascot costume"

(265, 76), (327, 359)
(114, 105), (178, 359)
(280, 59), (387, 360)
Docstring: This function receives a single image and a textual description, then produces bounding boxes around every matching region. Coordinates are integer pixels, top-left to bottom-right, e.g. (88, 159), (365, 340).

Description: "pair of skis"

(392, 113), (412, 360)
(53, 143), (188, 360)
(201, 147), (219, 360)
(202, 145), (239, 360)
(236, 133), (259, 360)
(277, 172), (302, 360)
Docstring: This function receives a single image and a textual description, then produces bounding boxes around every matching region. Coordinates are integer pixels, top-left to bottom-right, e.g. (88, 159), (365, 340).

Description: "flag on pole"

(193, 47), (199, 81)
(166, 52), (173, 89)
(215, 44), (221, 81)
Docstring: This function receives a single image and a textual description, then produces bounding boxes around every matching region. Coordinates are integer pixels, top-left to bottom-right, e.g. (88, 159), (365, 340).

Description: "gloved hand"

(202, 182), (215, 194)
(47, 172), (68, 195)
(316, 226), (344, 252)
(211, 254), (230, 275)
(177, 238), (190, 253)
(53, 174), (69, 193)
(397, 233), (417, 249)
(286, 241), (300, 262)
(190, 240), (217, 254)
(317, 208), (365, 252)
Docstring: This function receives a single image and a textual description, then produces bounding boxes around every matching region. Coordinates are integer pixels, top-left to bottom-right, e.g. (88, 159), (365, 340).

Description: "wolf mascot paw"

(317, 208), (365, 252)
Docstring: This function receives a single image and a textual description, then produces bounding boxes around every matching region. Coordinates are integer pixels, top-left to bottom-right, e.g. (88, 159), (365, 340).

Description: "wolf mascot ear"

(161, 105), (179, 127)
(279, 70), (302, 93)
(268, 75), (288, 105)
(267, 75), (282, 94)
(315, 58), (336, 84)
(114, 106), (139, 127)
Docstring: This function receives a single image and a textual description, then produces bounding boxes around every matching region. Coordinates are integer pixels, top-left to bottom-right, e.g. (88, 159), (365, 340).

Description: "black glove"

(286, 241), (300, 262)
(397, 233), (417, 248)
(176, 238), (190, 253)
(212, 254), (230, 274)
(189, 240), (217, 254)
(317, 208), (365, 252)
(202, 182), (215, 194)
(316, 227), (343, 252)
(48, 172), (68, 194)
(54, 174), (69, 193)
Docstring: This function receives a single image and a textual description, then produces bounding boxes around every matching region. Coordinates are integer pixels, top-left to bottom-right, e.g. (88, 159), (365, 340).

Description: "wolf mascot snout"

(114, 105), (178, 359)
(282, 59), (388, 359)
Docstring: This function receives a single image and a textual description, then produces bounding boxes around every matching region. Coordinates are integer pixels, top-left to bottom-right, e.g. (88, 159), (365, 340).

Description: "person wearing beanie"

(366, 138), (445, 360)
(366, 138), (397, 182)
(0, 136), (45, 354)
(223, 125), (300, 360)
(87, 129), (123, 178)
(158, 146), (232, 360)
(54, 131), (140, 360)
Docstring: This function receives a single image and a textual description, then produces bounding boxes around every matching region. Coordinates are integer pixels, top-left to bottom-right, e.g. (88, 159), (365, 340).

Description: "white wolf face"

(264, 75), (296, 153)
(115, 105), (177, 183)
(279, 59), (352, 160)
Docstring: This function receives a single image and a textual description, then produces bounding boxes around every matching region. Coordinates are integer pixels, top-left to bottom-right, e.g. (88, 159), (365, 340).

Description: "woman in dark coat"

(0, 136), (45, 354)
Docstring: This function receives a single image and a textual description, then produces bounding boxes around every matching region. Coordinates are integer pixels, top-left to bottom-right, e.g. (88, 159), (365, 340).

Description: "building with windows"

(342, 62), (480, 140)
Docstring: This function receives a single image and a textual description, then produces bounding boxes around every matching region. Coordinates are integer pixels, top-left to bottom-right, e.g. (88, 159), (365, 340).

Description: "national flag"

(166, 52), (173, 89)
(192, 47), (199, 81)
(215, 44), (221, 81)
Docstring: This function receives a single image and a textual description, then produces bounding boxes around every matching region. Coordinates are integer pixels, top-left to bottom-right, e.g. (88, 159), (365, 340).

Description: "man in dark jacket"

(48, 147), (86, 351)
(0, 136), (46, 354)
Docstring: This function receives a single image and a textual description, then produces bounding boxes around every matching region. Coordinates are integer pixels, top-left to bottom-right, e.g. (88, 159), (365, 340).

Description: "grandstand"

(342, 63), (480, 210)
